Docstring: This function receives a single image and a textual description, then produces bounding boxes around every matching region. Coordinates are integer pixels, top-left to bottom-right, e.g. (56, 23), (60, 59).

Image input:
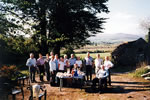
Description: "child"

(72, 64), (78, 76)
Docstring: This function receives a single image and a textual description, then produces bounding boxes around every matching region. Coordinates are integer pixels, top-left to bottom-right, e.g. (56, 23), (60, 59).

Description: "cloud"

(112, 12), (135, 19)
(102, 12), (142, 35)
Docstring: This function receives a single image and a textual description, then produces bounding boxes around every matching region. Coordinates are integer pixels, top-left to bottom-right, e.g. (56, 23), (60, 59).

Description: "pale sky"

(97, 0), (150, 35)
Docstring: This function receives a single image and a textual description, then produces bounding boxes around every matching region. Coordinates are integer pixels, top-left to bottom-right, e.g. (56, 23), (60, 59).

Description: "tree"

(0, 5), (39, 65)
(140, 18), (150, 43)
(2, 0), (109, 55)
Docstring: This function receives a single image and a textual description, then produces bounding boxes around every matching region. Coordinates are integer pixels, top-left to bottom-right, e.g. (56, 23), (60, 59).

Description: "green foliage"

(145, 34), (148, 42)
(1, 0), (109, 55)
(145, 28), (150, 43)
(129, 67), (150, 77)
(0, 65), (18, 80)
(20, 70), (29, 76)
(0, 34), (38, 65)
(129, 62), (150, 77)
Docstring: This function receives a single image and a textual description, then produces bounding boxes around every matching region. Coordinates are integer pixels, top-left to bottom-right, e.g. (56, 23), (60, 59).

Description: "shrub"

(0, 65), (18, 80)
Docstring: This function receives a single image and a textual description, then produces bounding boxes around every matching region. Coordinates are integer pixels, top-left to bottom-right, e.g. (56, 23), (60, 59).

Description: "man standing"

(44, 53), (50, 81)
(37, 53), (45, 82)
(85, 52), (93, 81)
(104, 56), (113, 86)
(26, 53), (37, 83)
(69, 54), (76, 73)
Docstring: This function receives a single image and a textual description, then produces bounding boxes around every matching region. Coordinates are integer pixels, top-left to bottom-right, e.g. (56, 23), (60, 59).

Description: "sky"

(97, 0), (150, 36)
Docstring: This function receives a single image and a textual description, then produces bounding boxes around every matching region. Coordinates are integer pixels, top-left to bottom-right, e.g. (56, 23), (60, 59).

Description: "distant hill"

(88, 33), (145, 44)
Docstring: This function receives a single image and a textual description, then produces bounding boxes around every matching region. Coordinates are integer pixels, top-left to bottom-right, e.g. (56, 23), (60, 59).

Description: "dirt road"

(16, 73), (150, 100)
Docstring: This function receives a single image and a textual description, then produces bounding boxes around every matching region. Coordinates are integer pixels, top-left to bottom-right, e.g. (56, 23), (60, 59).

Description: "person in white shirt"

(49, 55), (57, 85)
(104, 56), (114, 86)
(58, 57), (65, 72)
(75, 57), (82, 70)
(94, 54), (103, 74)
(92, 65), (109, 93)
(26, 53), (37, 83)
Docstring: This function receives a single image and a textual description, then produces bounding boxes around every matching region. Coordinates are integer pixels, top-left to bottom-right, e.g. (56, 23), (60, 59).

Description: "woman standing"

(58, 57), (65, 72)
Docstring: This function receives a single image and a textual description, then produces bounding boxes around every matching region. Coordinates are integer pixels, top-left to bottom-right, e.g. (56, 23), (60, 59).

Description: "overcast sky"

(97, 0), (150, 35)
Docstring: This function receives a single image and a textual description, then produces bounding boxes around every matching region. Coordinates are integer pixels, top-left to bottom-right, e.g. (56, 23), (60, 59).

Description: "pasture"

(75, 53), (111, 59)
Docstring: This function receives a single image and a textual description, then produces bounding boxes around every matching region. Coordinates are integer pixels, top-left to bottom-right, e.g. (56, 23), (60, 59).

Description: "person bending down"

(92, 65), (109, 93)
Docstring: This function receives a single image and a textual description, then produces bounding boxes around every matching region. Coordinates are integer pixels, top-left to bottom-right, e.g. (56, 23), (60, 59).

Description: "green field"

(75, 53), (111, 59)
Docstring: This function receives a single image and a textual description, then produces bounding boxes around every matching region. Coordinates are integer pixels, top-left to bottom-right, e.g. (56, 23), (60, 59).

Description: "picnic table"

(56, 72), (85, 91)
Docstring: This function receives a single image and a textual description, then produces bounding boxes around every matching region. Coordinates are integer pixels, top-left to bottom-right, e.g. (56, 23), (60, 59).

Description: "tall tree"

(2, 0), (109, 55)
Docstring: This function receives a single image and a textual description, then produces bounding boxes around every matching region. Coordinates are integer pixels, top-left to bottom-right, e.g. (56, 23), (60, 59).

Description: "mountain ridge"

(88, 33), (145, 44)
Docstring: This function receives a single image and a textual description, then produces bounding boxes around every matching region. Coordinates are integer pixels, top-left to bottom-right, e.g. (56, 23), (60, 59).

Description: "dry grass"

(74, 44), (118, 53)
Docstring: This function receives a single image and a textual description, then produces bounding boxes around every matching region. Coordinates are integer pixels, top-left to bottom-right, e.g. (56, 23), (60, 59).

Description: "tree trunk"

(39, 5), (48, 55)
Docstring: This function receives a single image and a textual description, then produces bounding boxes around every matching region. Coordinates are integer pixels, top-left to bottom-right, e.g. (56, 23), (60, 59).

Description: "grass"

(128, 62), (150, 77)
(20, 70), (29, 75)
(129, 67), (150, 77)
(75, 53), (111, 59)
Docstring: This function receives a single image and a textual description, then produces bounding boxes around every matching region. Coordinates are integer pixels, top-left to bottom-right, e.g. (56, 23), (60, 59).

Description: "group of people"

(26, 52), (113, 90)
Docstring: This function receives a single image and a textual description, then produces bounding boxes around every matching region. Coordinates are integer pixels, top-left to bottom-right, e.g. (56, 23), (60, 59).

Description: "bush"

(0, 65), (18, 80)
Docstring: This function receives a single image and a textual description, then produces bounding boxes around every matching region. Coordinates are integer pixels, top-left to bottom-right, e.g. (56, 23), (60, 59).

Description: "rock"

(144, 77), (150, 80)
(141, 72), (150, 77)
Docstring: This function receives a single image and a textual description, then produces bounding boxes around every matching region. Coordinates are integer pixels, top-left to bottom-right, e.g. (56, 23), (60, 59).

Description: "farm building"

(111, 38), (150, 66)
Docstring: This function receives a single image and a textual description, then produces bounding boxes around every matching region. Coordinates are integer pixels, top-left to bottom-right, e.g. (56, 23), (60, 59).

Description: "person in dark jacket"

(44, 53), (50, 81)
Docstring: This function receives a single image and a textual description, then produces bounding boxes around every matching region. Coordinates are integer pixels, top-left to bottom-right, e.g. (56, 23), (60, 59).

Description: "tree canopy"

(1, 0), (109, 55)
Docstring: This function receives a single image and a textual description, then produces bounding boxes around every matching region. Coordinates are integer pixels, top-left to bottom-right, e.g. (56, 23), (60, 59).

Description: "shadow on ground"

(84, 80), (150, 94)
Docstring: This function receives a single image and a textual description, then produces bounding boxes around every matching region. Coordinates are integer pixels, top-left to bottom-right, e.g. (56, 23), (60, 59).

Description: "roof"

(112, 38), (148, 56)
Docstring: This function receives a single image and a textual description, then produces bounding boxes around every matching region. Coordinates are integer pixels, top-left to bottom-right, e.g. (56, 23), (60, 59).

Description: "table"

(56, 72), (85, 91)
